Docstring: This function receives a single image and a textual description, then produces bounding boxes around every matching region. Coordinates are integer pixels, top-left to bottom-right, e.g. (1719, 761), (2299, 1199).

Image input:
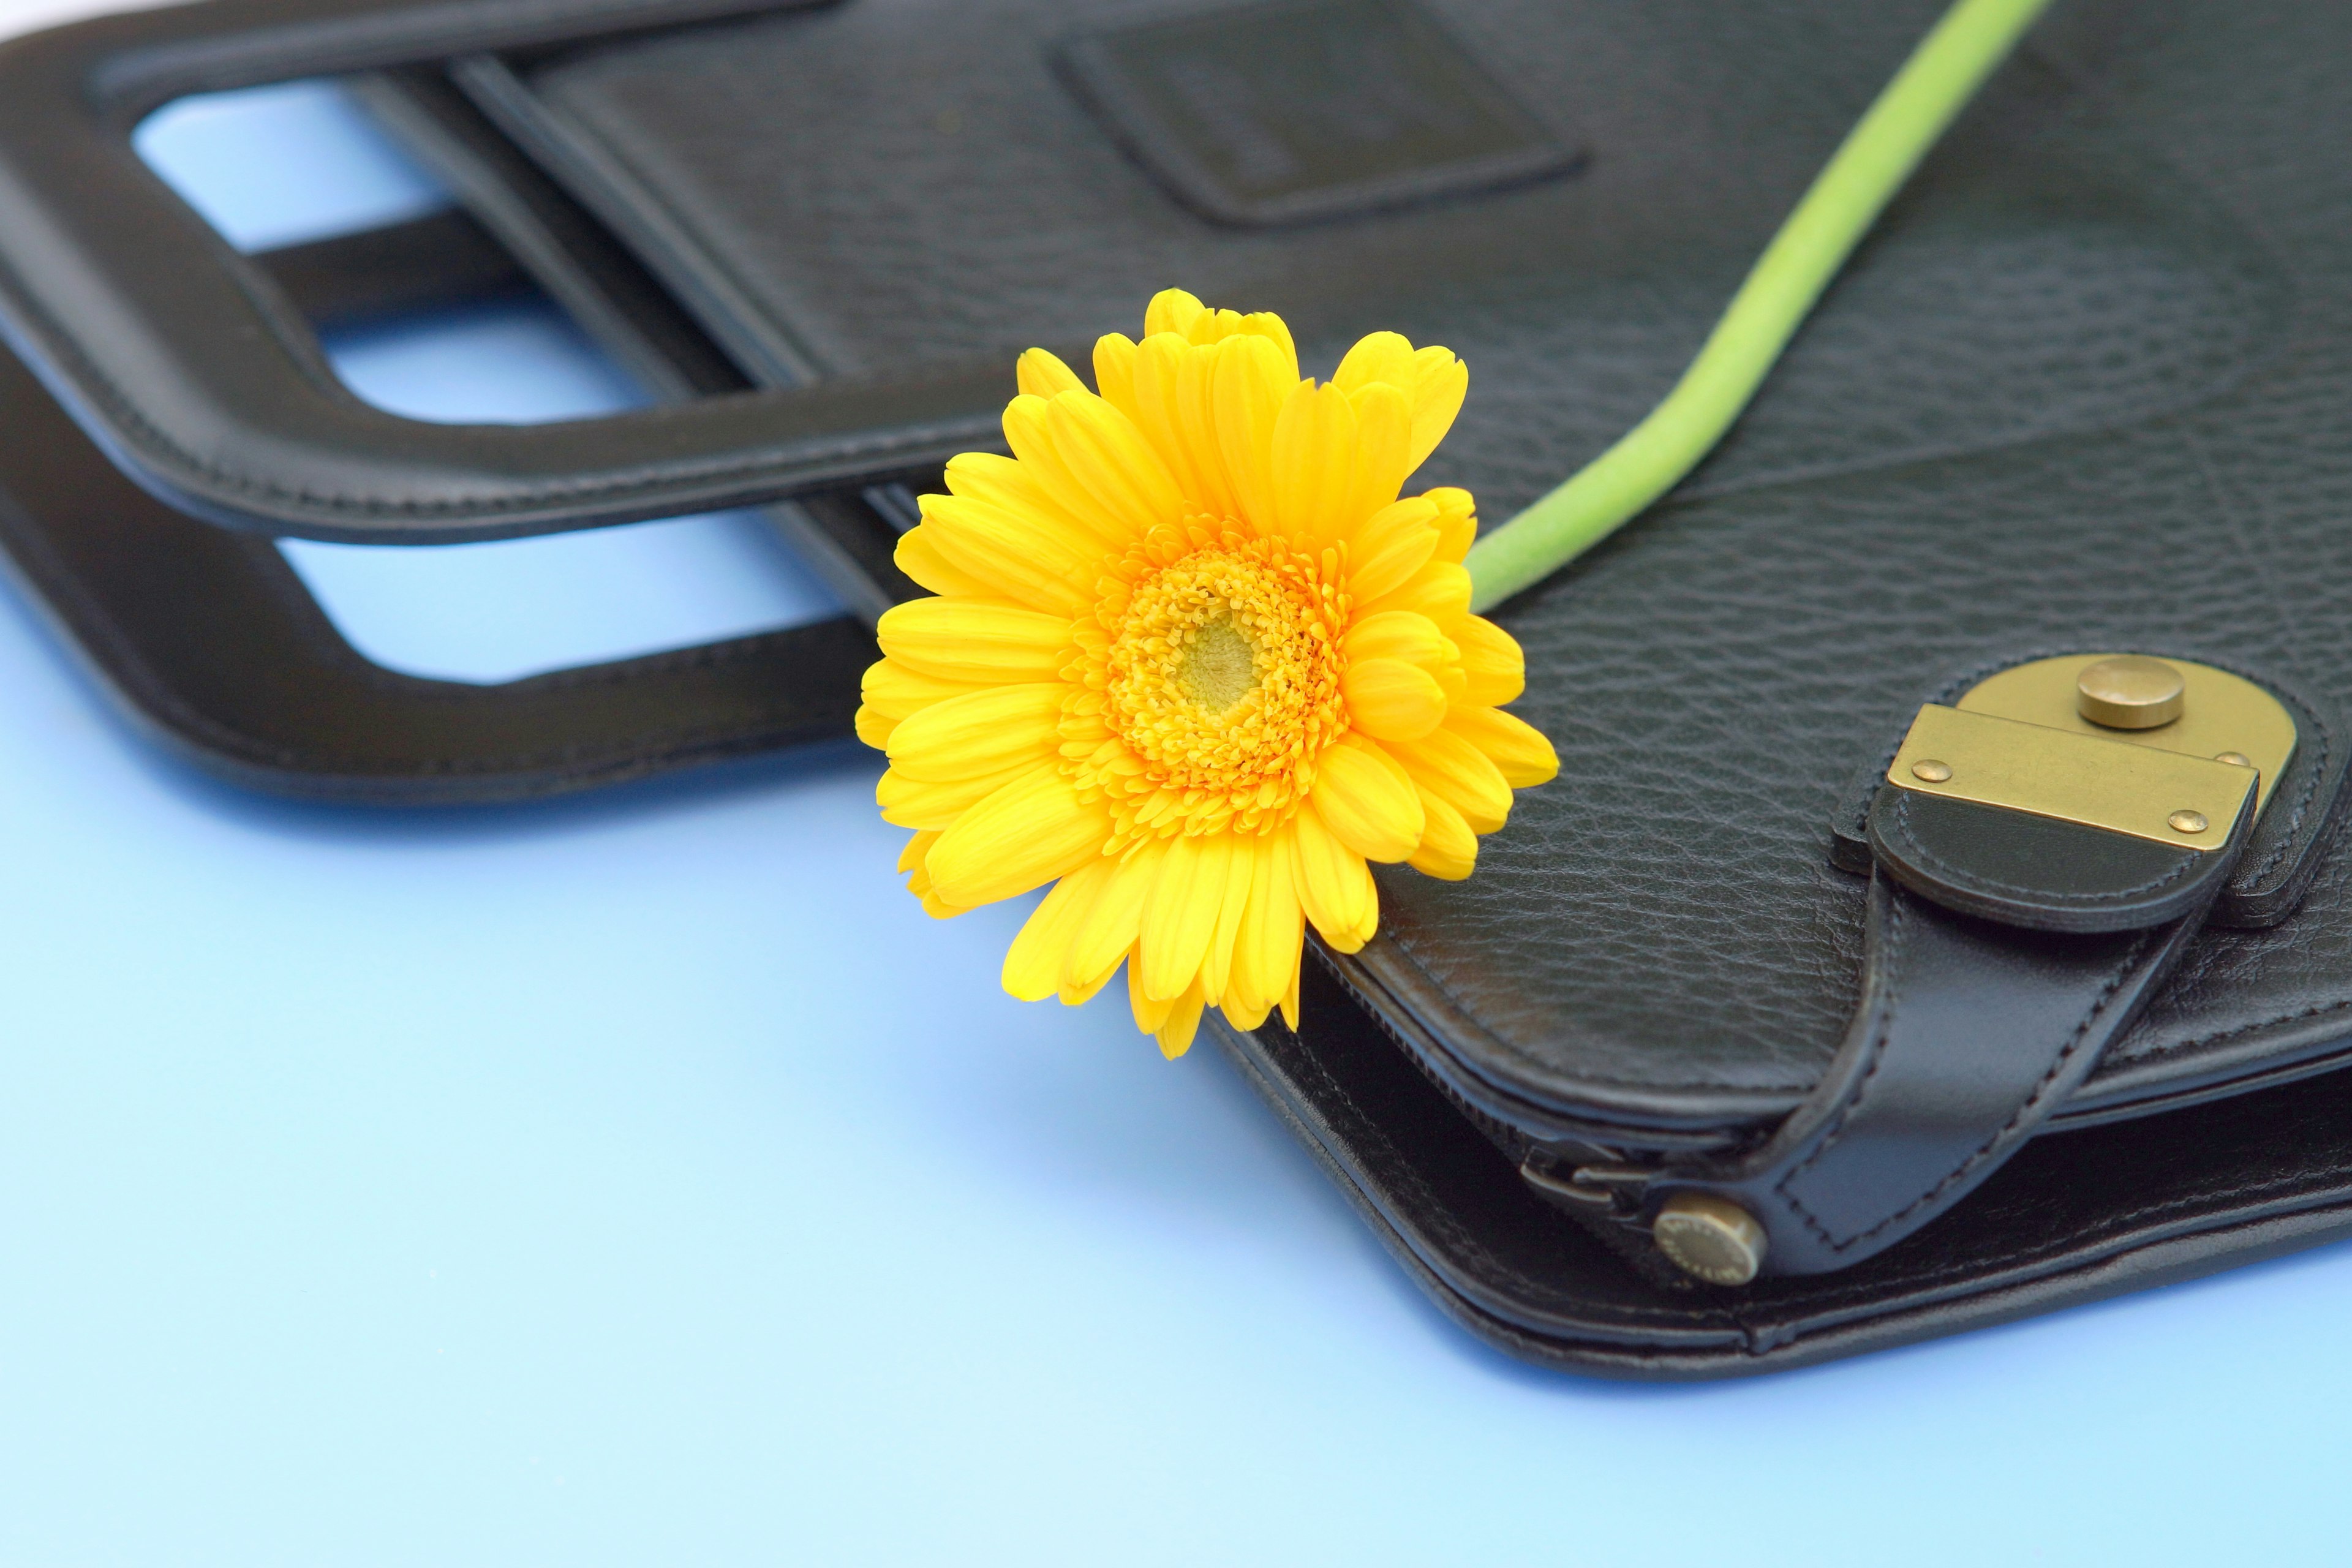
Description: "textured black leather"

(0, 0), (1009, 540)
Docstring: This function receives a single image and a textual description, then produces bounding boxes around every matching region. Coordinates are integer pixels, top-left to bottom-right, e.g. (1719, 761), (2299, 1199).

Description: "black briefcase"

(4, 0), (2350, 1376)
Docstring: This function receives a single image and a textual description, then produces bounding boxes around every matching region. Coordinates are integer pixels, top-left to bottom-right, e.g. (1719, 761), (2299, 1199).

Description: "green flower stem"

(1463, 0), (2059, 612)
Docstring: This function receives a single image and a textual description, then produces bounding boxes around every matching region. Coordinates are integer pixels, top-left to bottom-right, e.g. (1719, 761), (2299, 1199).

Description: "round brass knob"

(1652, 1193), (1768, 1286)
(2076, 656), (2185, 730)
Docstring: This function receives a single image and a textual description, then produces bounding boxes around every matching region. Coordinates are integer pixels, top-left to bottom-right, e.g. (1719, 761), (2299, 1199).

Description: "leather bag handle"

(0, 0), (1003, 543)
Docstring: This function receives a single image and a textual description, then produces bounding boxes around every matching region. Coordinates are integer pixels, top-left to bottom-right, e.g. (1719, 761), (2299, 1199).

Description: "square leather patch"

(1058, 0), (1581, 226)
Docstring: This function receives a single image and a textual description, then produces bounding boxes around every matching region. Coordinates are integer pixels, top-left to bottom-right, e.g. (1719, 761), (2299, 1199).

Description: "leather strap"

(1651, 703), (2271, 1277)
(1659, 873), (2203, 1274)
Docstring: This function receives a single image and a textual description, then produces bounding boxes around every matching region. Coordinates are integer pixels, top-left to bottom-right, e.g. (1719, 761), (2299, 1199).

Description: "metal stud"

(2076, 656), (2187, 730)
(2169, 810), (2210, 835)
(1910, 759), (1953, 783)
(2215, 752), (2252, 767)
(1652, 1193), (1768, 1286)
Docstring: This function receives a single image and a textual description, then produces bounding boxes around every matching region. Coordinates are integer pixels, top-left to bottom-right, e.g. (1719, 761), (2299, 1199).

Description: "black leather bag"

(6, 0), (2351, 1375)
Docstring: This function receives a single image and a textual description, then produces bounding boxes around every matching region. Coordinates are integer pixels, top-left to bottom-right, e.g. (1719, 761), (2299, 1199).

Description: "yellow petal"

(1341, 657), (1448, 743)
(920, 890), (973, 920)
(1363, 559), (1472, 627)
(1016, 347), (1087, 399)
(1345, 497), (1442, 603)
(1093, 333), (1140, 419)
(1045, 391), (1188, 539)
(1389, 726), (1512, 833)
(1269, 379), (1361, 545)
(1452, 615), (1527, 706)
(1240, 311), (1300, 383)
(918, 493), (1102, 616)
(1293, 800), (1379, 951)
(1345, 381), (1415, 527)
(1224, 830), (1300, 1027)
(886, 682), (1065, 782)
(875, 760), (1033, 830)
(897, 829), (943, 876)
(1424, 486), (1478, 563)
(1447, 705), (1561, 788)
(875, 597), (1073, 684)
(1138, 830), (1234, 1001)
(1198, 834), (1256, 1005)
(1001, 394), (1144, 548)
(925, 766), (1110, 907)
(1155, 977), (1207, 1059)
(1406, 787), (1477, 880)
(893, 526), (995, 598)
(861, 658), (989, 722)
(1063, 838), (1168, 999)
(1214, 334), (1293, 534)
(1126, 946), (1176, 1034)
(944, 451), (1112, 554)
(1128, 333), (1221, 516)
(1003, 855), (1117, 1002)
(1144, 288), (1206, 339)
(854, 704), (896, 750)
(1280, 960), (1300, 1031)
(1311, 735), (1425, 861)
(1333, 330), (1417, 397)
(1406, 346), (1468, 470)
(1333, 334), (1466, 473)
(1341, 609), (1448, 673)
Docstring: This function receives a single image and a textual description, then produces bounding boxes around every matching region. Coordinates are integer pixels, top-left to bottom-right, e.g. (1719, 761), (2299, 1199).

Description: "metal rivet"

(2169, 810), (2210, 835)
(1652, 1193), (1767, 1286)
(1910, 759), (1954, 783)
(2215, 752), (2252, 767)
(2077, 655), (2187, 729)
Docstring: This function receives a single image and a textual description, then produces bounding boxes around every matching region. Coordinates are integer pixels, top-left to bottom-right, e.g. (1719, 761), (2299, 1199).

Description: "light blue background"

(0, 59), (2340, 1567)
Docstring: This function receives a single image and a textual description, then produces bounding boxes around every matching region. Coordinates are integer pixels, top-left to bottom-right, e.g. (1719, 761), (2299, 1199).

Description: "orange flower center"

(1068, 537), (1348, 844)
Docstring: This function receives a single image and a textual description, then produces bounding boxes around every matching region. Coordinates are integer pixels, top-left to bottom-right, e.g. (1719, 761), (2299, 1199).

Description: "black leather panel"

(505, 0), (2267, 469)
(1212, 961), (2352, 1378)
(1869, 790), (2248, 935)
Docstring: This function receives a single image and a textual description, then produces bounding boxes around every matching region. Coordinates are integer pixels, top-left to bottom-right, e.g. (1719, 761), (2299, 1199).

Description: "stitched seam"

(1765, 892), (1910, 1246)
(1889, 789), (2206, 903)
(2124, 997), (2352, 1066)
(1776, 919), (2159, 1253)
(1755, 1161), (2352, 1312)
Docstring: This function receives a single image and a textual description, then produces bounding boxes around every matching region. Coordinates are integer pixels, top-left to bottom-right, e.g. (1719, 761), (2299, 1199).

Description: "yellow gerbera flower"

(856, 289), (1560, 1057)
